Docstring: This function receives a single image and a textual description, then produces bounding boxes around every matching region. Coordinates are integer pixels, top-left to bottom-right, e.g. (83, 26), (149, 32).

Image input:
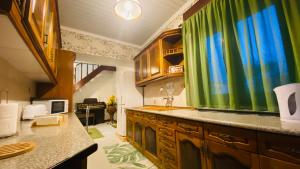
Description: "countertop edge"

(51, 143), (98, 169)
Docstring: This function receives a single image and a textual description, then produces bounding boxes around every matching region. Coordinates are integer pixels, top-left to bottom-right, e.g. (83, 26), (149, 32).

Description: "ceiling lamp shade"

(114, 0), (142, 20)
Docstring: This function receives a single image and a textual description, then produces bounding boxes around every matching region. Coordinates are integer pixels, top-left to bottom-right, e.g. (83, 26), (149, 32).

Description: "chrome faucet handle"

(163, 96), (174, 107)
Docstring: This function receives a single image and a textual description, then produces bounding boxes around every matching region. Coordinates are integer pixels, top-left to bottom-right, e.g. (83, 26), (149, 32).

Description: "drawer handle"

(209, 132), (248, 148)
(160, 138), (175, 149)
(267, 144), (300, 163)
(178, 123), (198, 132)
(161, 148), (175, 161)
(159, 128), (173, 137)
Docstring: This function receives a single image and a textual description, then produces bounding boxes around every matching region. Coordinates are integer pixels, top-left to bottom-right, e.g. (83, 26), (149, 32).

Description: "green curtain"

(183, 0), (300, 112)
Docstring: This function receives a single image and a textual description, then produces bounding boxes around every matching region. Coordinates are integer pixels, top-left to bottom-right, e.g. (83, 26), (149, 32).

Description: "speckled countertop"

(126, 107), (300, 136)
(0, 113), (97, 169)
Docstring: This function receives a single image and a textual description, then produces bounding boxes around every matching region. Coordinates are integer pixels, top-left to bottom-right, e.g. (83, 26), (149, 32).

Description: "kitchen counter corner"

(0, 113), (97, 169)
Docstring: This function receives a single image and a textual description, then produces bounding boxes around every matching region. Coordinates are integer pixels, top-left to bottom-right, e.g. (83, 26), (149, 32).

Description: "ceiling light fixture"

(114, 0), (142, 20)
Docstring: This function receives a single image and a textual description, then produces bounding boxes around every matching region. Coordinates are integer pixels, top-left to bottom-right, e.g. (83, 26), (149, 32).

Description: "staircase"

(74, 62), (116, 92)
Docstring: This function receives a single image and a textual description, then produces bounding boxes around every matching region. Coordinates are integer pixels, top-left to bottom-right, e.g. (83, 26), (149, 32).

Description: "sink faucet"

(163, 96), (174, 107)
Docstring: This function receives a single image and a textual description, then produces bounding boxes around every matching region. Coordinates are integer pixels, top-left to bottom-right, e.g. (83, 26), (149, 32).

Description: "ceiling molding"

(141, 0), (198, 49)
(61, 25), (142, 49)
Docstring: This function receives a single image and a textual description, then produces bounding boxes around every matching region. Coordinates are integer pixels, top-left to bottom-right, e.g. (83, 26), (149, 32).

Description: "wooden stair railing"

(74, 63), (116, 92)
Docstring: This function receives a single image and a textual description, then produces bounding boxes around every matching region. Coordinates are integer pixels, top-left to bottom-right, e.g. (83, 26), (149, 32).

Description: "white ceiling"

(58, 0), (187, 46)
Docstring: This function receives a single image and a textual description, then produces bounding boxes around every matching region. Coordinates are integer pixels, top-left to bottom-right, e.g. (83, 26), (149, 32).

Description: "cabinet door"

(149, 41), (161, 77)
(144, 125), (157, 156)
(43, 0), (56, 71)
(126, 119), (134, 142)
(25, 0), (47, 48)
(259, 155), (300, 169)
(141, 52), (149, 80)
(144, 125), (160, 165)
(134, 57), (141, 82)
(134, 122), (143, 148)
(176, 132), (206, 169)
(206, 141), (259, 169)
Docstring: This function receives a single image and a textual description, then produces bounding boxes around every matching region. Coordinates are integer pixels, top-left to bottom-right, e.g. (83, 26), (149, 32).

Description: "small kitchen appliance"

(274, 83), (300, 122)
(32, 99), (69, 114)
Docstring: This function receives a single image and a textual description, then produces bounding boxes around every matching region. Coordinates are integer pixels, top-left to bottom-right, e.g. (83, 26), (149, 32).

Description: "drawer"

(157, 115), (177, 128)
(204, 123), (257, 153)
(126, 110), (134, 117)
(259, 155), (300, 169)
(134, 111), (144, 119)
(158, 127), (176, 142)
(158, 143), (177, 163)
(144, 113), (157, 123)
(159, 136), (176, 150)
(258, 132), (300, 165)
(177, 119), (203, 137)
(163, 159), (177, 169)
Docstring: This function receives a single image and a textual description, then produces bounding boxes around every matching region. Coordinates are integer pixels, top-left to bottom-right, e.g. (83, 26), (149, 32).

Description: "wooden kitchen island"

(126, 107), (300, 169)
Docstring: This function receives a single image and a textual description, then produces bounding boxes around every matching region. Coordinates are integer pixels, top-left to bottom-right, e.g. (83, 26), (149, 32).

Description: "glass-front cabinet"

(148, 41), (162, 78)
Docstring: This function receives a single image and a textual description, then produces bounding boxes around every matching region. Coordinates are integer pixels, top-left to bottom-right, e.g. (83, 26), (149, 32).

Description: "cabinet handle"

(266, 144), (300, 163)
(43, 34), (48, 45)
(159, 128), (173, 137)
(178, 122), (198, 132)
(209, 132), (248, 148)
(160, 137), (175, 149)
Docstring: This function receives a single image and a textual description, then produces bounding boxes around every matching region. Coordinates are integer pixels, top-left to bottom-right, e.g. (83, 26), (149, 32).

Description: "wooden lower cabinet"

(259, 155), (300, 169)
(206, 141), (259, 169)
(144, 125), (160, 165)
(126, 110), (300, 169)
(133, 121), (143, 149)
(126, 118), (134, 142)
(176, 132), (206, 169)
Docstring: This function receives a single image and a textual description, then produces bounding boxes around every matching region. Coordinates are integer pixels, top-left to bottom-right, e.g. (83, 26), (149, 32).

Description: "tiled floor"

(88, 123), (157, 169)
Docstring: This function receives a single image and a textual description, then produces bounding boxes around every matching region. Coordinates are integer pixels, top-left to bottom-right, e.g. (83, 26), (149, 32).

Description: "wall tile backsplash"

(144, 77), (187, 107)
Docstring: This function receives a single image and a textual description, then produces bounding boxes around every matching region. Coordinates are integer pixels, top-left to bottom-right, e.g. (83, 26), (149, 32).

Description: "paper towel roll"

(0, 103), (18, 137)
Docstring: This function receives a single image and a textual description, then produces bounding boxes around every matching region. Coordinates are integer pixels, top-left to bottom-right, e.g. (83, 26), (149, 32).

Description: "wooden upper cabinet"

(24, 0), (47, 49)
(134, 56), (141, 82)
(141, 52), (149, 80)
(134, 28), (183, 86)
(43, 0), (57, 74)
(24, 0), (60, 78)
(149, 41), (162, 78)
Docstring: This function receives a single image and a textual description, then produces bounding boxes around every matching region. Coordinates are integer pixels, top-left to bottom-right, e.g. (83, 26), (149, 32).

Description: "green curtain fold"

(183, 0), (300, 112)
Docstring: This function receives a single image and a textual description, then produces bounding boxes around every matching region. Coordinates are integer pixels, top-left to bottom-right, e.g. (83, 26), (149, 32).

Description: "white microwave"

(32, 99), (69, 114)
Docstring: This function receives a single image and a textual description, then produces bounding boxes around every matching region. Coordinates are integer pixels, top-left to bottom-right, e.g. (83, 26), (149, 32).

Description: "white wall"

(0, 57), (35, 118)
(73, 54), (142, 120)
(74, 70), (116, 120)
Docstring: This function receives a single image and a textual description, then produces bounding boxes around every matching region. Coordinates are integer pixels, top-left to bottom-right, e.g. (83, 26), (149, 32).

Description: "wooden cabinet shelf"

(164, 48), (183, 57)
(134, 29), (184, 87)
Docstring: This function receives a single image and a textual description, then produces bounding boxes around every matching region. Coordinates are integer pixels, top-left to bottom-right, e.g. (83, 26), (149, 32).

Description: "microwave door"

(51, 101), (65, 114)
